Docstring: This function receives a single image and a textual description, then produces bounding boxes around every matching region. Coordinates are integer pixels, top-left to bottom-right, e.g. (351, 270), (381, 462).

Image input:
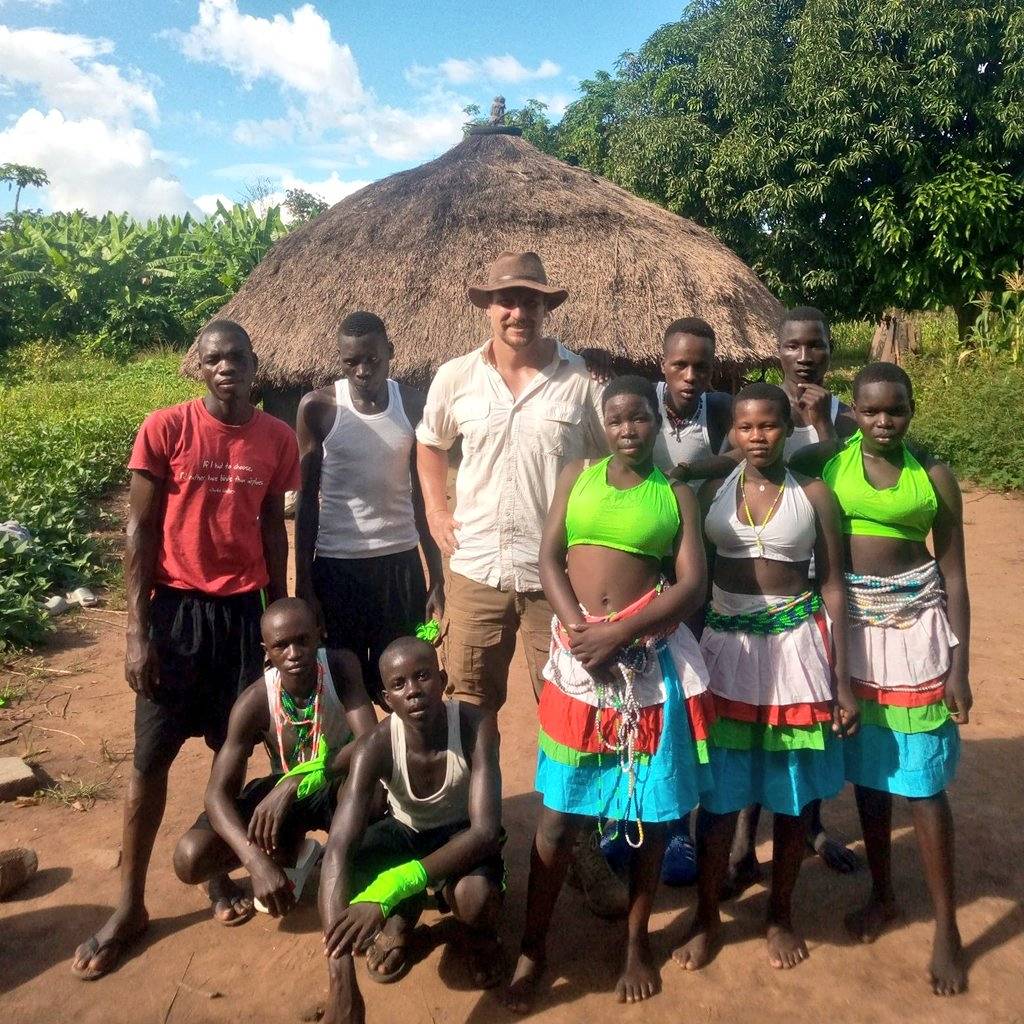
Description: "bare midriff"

(713, 555), (812, 597)
(846, 535), (933, 576)
(566, 545), (664, 615)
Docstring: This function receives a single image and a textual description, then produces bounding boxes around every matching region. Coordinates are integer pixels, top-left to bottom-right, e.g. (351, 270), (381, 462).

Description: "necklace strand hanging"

(740, 465), (786, 557)
(274, 661), (324, 770)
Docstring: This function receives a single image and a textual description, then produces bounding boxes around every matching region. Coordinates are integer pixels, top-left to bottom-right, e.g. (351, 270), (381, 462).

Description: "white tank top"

(705, 462), (817, 563)
(653, 385), (716, 492)
(263, 649), (352, 773)
(783, 394), (840, 460)
(386, 700), (470, 832)
(315, 378), (420, 559)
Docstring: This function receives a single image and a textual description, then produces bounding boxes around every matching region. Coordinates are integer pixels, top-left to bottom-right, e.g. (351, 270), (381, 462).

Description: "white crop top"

(705, 462), (817, 563)
(386, 699), (470, 832)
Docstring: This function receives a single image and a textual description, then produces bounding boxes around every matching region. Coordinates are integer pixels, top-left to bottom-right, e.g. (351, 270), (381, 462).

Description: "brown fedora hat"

(467, 251), (569, 310)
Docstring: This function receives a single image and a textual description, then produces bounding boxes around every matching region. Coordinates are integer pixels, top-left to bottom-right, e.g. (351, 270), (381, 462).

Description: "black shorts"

(312, 548), (427, 706)
(190, 775), (335, 844)
(351, 816), (506, 905)
(133, 586), (265, 775)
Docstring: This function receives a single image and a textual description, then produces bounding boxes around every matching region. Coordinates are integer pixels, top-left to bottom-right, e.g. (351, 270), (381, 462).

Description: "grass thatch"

(183, 133), (781, 389)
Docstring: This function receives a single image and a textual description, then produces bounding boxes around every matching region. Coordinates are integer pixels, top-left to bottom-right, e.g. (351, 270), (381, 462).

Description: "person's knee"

(450, 873), (500, 927)
(172, 830), (207, 885)
(536, 810), (579, 853)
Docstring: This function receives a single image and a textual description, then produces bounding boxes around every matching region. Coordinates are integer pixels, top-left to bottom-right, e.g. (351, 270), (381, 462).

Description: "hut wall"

(261, 385), (309, 429)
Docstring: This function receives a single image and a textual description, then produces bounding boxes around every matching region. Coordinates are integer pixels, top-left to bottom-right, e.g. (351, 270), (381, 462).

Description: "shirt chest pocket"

(453, 396), (491, 453)
(521, 401), (583, 458)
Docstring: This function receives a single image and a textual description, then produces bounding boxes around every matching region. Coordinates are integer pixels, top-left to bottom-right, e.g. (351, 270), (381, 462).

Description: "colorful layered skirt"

(535, 589), (715, 825)
(699, 586), (844, 817)
(842, 563), (959, 798)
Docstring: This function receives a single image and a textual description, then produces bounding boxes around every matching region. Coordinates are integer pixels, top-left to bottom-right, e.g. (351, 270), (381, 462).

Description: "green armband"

(349, 860), (428, 918)
(276, 736), (330, 800)
(415, 619), (440, 644)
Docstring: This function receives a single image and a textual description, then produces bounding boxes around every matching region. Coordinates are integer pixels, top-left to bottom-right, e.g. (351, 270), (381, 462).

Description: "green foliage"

(0, 162), (49, 214)
(967, 269), (1024, 363)
(0, 203), (287, 358)
(556, 1), (1024, 329)
(0, 351), (201, 651)
(908, 355), (1024, 490)
(284, 188), (329, 224)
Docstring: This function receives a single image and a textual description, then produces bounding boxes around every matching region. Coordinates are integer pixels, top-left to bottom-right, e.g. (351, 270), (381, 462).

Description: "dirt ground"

(2, 488), (1023, 1024)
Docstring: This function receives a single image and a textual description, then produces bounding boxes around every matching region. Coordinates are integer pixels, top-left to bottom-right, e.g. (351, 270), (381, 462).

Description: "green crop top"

(822, 431), (937, 541)
(565, 456), (680, 559)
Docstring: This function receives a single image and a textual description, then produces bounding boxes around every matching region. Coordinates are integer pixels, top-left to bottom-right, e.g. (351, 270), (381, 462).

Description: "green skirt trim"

(856, 696), (950, 734)
(536, 729), (652, 769)
(710, 716), (830, 752)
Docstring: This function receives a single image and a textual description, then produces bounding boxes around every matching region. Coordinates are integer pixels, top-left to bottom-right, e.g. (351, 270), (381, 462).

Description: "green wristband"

(350, 859), (429, 918)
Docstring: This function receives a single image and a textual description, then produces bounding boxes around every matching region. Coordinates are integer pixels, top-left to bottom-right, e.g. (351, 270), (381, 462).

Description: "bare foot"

(766, 922), (808, 969)
(503, 951), (545, 1014)
(616, 936), (661, 1003)
(71, 903), (150, 980)
(844, 895), (898, 944)
(929, 924), (967, 996)
(205, 874), (254, 925)
(721, 851), (763, 900)
(466, 932), (504, 990)
(811, 831), (862, 874)
(671, 915), (721, 971)
(321, 956), (366, 1024)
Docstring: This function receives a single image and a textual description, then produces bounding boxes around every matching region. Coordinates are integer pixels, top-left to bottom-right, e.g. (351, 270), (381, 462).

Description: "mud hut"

(184, 131), (781, 424)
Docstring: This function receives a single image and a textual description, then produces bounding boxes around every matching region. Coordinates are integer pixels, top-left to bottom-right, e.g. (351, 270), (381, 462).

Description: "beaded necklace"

(273, 661), (324, 771)
(664, 393), (703, 442)
(739, 466), (786, 557)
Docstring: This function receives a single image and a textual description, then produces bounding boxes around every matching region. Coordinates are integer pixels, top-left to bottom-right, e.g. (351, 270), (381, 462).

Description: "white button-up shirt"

(416, 340), (606, 592)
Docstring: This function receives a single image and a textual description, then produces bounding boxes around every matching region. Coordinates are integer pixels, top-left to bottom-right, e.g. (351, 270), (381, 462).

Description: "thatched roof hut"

(184, 132), (780, 418)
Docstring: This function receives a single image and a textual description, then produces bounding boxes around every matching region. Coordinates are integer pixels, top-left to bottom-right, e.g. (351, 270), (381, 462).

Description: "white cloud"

(409, 55), (562, 87)
(194, 192), (234, 216)
(0, 25), (157, 124)
(0, 108), (199, 220)
(532, 92), (574, 118)
(174, 0), (363, 104)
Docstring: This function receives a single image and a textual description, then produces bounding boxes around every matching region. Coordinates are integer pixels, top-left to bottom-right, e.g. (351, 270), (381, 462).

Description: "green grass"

(0, 345), (200, 651)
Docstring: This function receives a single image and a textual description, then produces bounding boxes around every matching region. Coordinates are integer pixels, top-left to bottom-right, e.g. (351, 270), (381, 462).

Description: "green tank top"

(822, 431), (937, 542)
(565, 456), (680, 559)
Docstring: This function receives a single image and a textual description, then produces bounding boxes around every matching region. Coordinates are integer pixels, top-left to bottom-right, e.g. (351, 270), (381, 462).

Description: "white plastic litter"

(254, 837), (322, 914)
(66, 587), (98, 607)
(43, 595), (69, 616)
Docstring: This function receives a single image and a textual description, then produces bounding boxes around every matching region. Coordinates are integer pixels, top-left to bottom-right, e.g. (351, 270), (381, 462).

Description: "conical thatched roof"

(184, 133), (780, 388)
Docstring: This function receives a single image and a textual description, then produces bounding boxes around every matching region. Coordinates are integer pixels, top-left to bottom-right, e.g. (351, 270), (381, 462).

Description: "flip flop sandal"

(365, 930), (412, 985)
(211, 894), (255, 927)
(254, 837), (322, 914)
(70, 919), (148, 981)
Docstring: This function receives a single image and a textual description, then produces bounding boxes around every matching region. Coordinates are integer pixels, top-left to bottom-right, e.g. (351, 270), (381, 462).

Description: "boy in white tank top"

(321, 638), (503, 1016)
(172, 599), (377, 922)
(654, 317), (735, 489)
(295, 312), (443, 707)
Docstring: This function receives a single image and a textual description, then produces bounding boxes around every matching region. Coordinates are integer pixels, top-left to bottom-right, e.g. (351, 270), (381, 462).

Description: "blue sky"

(0, 0), (684, 220)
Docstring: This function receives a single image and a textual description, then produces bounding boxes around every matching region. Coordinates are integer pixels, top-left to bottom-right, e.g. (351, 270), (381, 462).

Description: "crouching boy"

(319, 637), (503, 1024)
(173, 598), (376, 919)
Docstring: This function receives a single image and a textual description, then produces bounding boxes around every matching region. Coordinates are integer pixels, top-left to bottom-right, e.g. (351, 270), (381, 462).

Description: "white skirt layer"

(700, 586), (833, 707)
(543, 617), (710, 709)
(849, 606), (957, 689)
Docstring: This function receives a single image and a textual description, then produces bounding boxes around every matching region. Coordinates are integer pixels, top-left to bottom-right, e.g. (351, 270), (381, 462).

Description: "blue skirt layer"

(844, 720), (959, 798)
(535, 648), (712, 822)
(702, 738), (844, 817)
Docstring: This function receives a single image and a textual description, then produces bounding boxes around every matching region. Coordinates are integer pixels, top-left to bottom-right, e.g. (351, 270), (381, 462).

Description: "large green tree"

(557, 0), (1024, 332)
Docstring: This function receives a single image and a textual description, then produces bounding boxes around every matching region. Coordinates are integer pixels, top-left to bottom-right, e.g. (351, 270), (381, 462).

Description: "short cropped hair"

(339, 311), (387, 340)
(779, 306), (830, 341)
(853, 361), (913, 402)
(601, 373), (659, 413)
(733, 381), (792, 424)
(199, 318), (253, 351)
(663, 317), (716, 347)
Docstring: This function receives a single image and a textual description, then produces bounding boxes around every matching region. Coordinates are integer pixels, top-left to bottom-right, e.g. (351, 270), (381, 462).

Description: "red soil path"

(1, 489), (1022, 1024)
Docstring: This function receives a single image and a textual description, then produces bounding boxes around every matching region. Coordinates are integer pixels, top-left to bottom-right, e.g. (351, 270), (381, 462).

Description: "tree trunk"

(12, 185), (20, 214)
(954, 301), (975, 342)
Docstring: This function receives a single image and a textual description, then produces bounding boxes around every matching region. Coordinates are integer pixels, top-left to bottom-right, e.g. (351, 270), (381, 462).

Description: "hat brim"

(468, 280), (568, 311)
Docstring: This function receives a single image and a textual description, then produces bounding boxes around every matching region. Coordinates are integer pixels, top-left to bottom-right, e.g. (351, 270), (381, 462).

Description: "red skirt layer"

(712, 693), (833, 727)
(852, 678), (945, 708)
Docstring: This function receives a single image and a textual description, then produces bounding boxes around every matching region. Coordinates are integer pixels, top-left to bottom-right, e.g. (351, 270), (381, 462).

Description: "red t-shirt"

(129, 399), (300, 596)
